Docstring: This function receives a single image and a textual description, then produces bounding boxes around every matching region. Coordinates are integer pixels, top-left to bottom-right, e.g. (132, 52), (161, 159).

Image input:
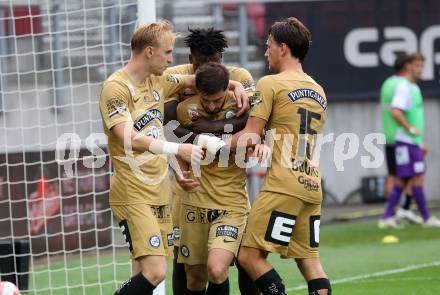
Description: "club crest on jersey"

(287, 88), (327, 110)
(146, 126), (161, 139)
(152, 90), (160, 102)
(134, 109), (163, 131)
(225, 110), (236, 119)
(187, 104), (199, 120)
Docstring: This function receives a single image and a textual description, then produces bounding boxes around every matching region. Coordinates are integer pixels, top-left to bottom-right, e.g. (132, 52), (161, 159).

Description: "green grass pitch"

(29, 214), (440, 294)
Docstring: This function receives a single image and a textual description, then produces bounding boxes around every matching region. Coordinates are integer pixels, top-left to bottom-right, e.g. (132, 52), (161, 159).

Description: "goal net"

(0, 1), (140, 294)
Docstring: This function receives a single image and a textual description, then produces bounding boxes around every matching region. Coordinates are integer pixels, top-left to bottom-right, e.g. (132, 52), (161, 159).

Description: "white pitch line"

(286, 260), (440, 292)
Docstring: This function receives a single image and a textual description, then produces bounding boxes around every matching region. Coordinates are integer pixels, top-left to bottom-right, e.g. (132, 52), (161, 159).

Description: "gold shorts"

(111, 204), (174, 259)
(242, 191), (321, 259)
(177, 204), (247, 265)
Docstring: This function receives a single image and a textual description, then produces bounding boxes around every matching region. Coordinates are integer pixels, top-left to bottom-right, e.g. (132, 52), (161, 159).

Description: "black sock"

(173, 247), (187, 295)
(402, 194), (412, 210)
(236, 261), (260, 295)
(115, 272), (155, 295)
(255, 269), (286, 295)
(185, 289), (206, 295)
(308, 278), (331, 295)
(206, 278), (229, 295)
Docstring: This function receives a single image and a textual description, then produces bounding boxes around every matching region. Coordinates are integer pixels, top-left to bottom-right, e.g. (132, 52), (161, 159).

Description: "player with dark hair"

(175, 62), (255, 295)
(379, 52), (440, 228)
(99, 21), (247, 295)
(225, 17), (332, 295)
(380, 53), (422, 226)
(164, 28), (258, 295)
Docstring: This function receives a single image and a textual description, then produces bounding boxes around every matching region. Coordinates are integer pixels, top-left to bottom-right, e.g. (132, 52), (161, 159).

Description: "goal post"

(0, 1), (151, 294)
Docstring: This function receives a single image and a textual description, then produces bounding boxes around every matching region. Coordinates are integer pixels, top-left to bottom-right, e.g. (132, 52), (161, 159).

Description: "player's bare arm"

(190, 109), (249, 134)
(175, 74), (249, 116)
(111, 121), (203, 164)
(391, 107), (420, 135)
(164, 100), (198, 143)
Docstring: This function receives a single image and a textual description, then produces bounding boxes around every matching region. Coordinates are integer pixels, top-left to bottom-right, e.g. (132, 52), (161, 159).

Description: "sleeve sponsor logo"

(287, 88), (327, 110)
(166, 75), (180, 84)
(249, 91), (262, 109)
(241, 79), (256, 91)
(107, 98), (128, 118)
(215, 225), (238, 239)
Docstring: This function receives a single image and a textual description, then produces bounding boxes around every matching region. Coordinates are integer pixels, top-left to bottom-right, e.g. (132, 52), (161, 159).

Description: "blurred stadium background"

(0, 0), (439, 294)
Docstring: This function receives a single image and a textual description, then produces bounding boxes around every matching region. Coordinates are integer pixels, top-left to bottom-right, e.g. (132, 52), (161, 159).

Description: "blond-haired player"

(98, 21), (247, 295)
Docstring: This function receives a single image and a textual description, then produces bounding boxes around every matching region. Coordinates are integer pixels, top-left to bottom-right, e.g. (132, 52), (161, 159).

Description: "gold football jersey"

(250, 69), (327, 204)
(99, 69), (186, 205)
(165, 63), (254, 212)
(176, 93), (249, 213)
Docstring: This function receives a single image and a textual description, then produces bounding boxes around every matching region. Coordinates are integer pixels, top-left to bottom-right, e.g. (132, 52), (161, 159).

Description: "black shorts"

(385, 144), (396, 176)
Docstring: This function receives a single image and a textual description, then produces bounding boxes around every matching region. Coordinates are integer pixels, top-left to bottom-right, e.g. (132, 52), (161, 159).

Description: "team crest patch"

(149, 235), (161, 248)
(152, 90), (160, 101)
(180, 245), (190, 257)
(187, 104), (199, 120)
(146, 126), (161, 139)
(225, 110), (236, 119)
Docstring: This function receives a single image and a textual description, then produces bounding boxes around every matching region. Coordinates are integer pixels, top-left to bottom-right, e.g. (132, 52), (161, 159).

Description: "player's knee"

(237, 249), (251, 269)
(207, 263), (228, 283)
(142, 268), (166, 285)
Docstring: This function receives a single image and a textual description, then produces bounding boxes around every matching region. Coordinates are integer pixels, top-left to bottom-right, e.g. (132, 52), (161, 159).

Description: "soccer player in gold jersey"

(174, 62), (252, 295)
(226, 17), (332, 295)
(98, 21), (247, 295)
(163, 28), (258, 295)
